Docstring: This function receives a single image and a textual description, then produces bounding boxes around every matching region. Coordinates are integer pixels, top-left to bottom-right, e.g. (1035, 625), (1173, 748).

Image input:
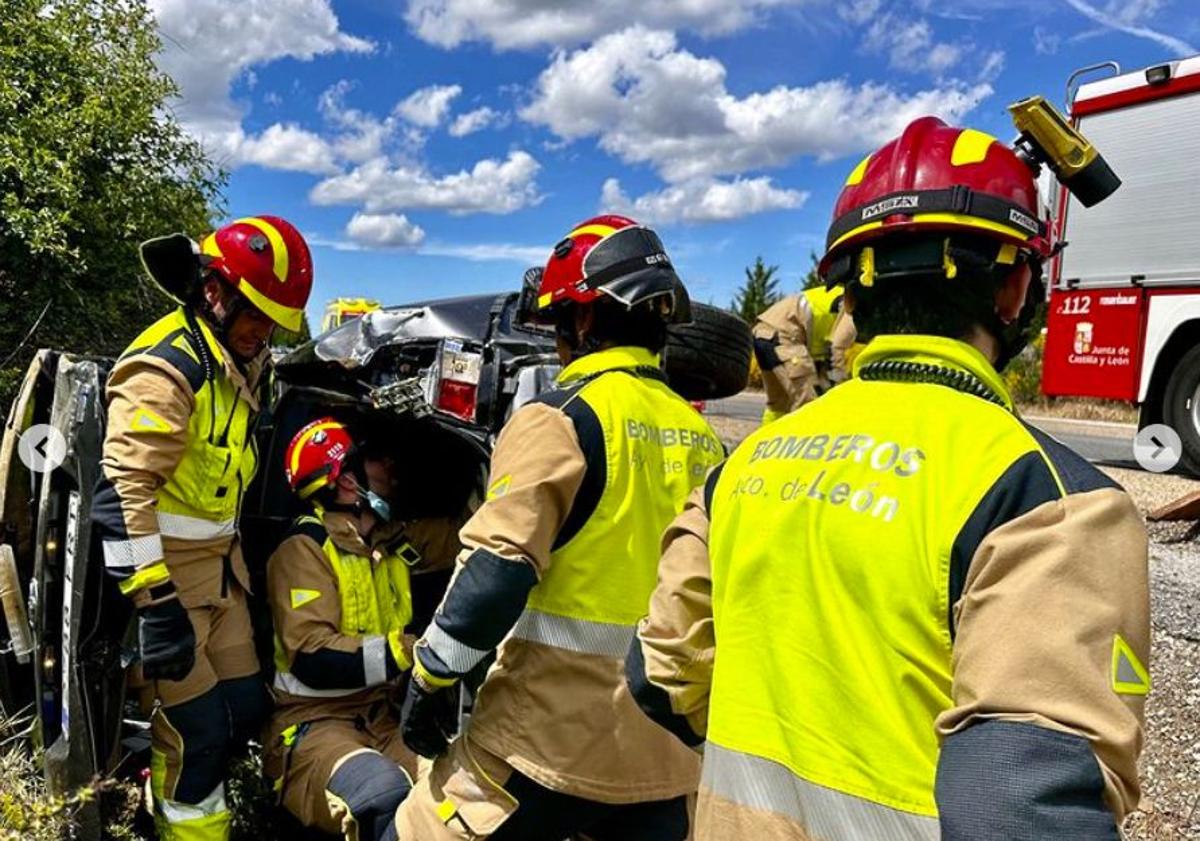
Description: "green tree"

(0, 0), (224, 411)
(731, 256), (782, 323)
(800, 250), (824, 290)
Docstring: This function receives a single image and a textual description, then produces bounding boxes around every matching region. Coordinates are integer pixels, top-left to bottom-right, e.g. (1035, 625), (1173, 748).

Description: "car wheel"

(663, 303), (753, 400)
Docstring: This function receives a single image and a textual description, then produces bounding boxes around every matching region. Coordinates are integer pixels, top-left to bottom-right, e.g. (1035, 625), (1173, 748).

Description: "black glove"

(138, 597), (196, 681)
(400, 675), (459, 758)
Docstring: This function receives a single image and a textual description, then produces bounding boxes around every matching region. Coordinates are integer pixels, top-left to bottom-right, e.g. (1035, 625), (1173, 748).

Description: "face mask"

(363, 490), (392, 522)
(341, 472), (393, 523)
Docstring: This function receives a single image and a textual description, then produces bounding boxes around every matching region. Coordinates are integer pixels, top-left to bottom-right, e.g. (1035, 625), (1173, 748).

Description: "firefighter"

(753, 284), (857, 424)
(395, 215), (725, 840)
(265, 418), (450, 841)
(92, 216), (312, 841)
(626, 117), (1150, 840)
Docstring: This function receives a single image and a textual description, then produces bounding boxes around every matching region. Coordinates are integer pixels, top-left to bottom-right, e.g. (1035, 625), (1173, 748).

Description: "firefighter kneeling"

(628, 117), (1150, 840)
(264, 419), (425, 841)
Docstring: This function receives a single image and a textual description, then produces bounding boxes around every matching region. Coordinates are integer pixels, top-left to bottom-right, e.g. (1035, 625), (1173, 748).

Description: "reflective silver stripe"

(273, 670), (359, 699)
(102, 533), (163, 569)
(702, 743), (939, 841)
(424, 621), (490, 674)
(157, 512), (236, 540)
(509, 609), (635, 658)
(362, 634), (388, 686)
(158, 782), (227, 823)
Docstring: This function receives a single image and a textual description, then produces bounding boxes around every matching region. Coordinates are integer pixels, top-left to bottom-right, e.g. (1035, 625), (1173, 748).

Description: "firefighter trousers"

(394, 735), (689, 841)
(268, 706), (416, 841)
(143, 579), (268, 841)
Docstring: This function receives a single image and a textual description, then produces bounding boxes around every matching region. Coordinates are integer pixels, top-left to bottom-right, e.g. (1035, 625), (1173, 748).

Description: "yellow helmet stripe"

(200, 232), (223, 260)
(828, 212), (1034, 255)
(237, 277), (303, 332)
(289, 420), (345, 476)
(950, 129), (997, 166)
(568, 223), (618, 240)
(236, 216), (290, 284)
(845, 154), (872, 186)
(297, 475), (331, 500)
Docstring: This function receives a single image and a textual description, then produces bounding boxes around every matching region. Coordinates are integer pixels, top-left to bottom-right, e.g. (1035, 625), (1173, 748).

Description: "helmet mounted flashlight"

(1007, 95), (1121, 208)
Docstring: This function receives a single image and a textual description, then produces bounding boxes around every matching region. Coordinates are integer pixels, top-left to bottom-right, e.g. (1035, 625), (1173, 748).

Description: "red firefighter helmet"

(199, 215), (313, 332)
(285, 418), (354, 500)
(536, 214), (689, 322)
(819, 117), (1050, 286)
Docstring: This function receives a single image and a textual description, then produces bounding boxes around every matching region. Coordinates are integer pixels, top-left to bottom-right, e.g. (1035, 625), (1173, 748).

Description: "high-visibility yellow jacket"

(94, 307), (263, 604)
(413, 345), (725, 805)
(629, 334), (1150, 841)
(755, 287), (847, 363)
(267, 509), (417, 728)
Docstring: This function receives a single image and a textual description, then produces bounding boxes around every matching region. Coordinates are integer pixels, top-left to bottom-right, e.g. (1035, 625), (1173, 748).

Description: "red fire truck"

(1042, 54), (1200, 472)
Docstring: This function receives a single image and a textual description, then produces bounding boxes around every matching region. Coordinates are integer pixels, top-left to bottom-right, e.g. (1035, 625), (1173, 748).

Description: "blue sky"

(148, 0), (1200, 328)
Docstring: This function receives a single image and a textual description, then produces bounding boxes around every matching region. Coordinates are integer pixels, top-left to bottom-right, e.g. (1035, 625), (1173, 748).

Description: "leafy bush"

(1003, 330), (1046, 405)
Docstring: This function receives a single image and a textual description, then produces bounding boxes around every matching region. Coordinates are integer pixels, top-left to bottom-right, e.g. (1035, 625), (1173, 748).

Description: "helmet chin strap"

(554, 306), (603, 360)
(989, 260), (1045, 372)
(197, 278), (259, 364)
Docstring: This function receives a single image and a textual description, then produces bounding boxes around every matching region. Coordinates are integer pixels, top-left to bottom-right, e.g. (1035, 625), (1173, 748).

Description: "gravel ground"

(704, 423), (1200, 839)
(1105, 467), (1200, 841)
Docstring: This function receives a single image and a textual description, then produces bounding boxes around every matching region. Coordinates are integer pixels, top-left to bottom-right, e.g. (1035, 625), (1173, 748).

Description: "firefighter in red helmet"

(262, 418), (429, 841)
(627, 118), (1150, 840)
(395, 216), (724, 840)
(91, 216), (312, 841)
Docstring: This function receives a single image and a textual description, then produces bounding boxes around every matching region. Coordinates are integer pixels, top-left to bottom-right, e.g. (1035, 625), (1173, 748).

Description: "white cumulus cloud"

(601, 177), (807, 224)
(404, 0), (807, 50)
(449, 107), (501, 137)
(149, 0), (372, 172)
(864, 16), (963, 75)
(395, 84), (463, 127)
(235, 124), (340, 174)
(521, 27), (991, 183)
(310, 150), (542, 215)
(345, 212), (427, 248)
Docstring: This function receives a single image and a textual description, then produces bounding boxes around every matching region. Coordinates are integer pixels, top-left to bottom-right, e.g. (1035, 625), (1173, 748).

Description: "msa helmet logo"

(644, 252), (669, 265)
(1008, 208), (1038, 234)
(861, 195), (920, 220)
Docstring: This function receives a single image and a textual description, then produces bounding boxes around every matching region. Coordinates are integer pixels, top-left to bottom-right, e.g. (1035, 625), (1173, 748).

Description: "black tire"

(1162, 343), (1200, 476)
(663, 303), (753, 400)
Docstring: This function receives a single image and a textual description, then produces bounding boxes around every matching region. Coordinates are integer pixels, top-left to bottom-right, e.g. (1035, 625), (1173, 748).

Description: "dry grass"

(0, 712), (89, 841)
(1016, 397), (1140, 424)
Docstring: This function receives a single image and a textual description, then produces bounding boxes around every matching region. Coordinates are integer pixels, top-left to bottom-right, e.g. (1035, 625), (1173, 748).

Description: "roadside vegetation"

(0, 0), (227, 413)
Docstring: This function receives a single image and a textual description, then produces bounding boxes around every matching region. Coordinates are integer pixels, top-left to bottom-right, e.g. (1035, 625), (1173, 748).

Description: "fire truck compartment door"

(1042, 288), (1143, 400)
(1059, 91), (1200, 288)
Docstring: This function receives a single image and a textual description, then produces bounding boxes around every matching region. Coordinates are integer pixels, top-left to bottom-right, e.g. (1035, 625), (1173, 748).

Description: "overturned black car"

(0, 288), (750, 837)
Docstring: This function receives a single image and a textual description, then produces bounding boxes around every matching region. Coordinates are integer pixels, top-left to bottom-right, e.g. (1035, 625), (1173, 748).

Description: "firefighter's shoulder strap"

(289, 514), (329, 547)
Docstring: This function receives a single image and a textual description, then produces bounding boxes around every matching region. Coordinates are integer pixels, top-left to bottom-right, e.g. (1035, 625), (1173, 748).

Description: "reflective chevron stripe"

(157, 512), (236, 540)
(424, 621), (491, 674)
(702, 742), (939, 841)
(509, 608), (635, 658)
(273, 670), (361, 699)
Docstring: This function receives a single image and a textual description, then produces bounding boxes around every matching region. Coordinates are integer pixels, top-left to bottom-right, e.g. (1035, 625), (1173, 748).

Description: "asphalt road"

(707, 391), (1145, 471)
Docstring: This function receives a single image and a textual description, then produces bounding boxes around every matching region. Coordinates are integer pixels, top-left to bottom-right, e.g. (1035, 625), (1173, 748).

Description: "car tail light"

(437, 379), (477, 421)
(435, 341), (482, 422)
